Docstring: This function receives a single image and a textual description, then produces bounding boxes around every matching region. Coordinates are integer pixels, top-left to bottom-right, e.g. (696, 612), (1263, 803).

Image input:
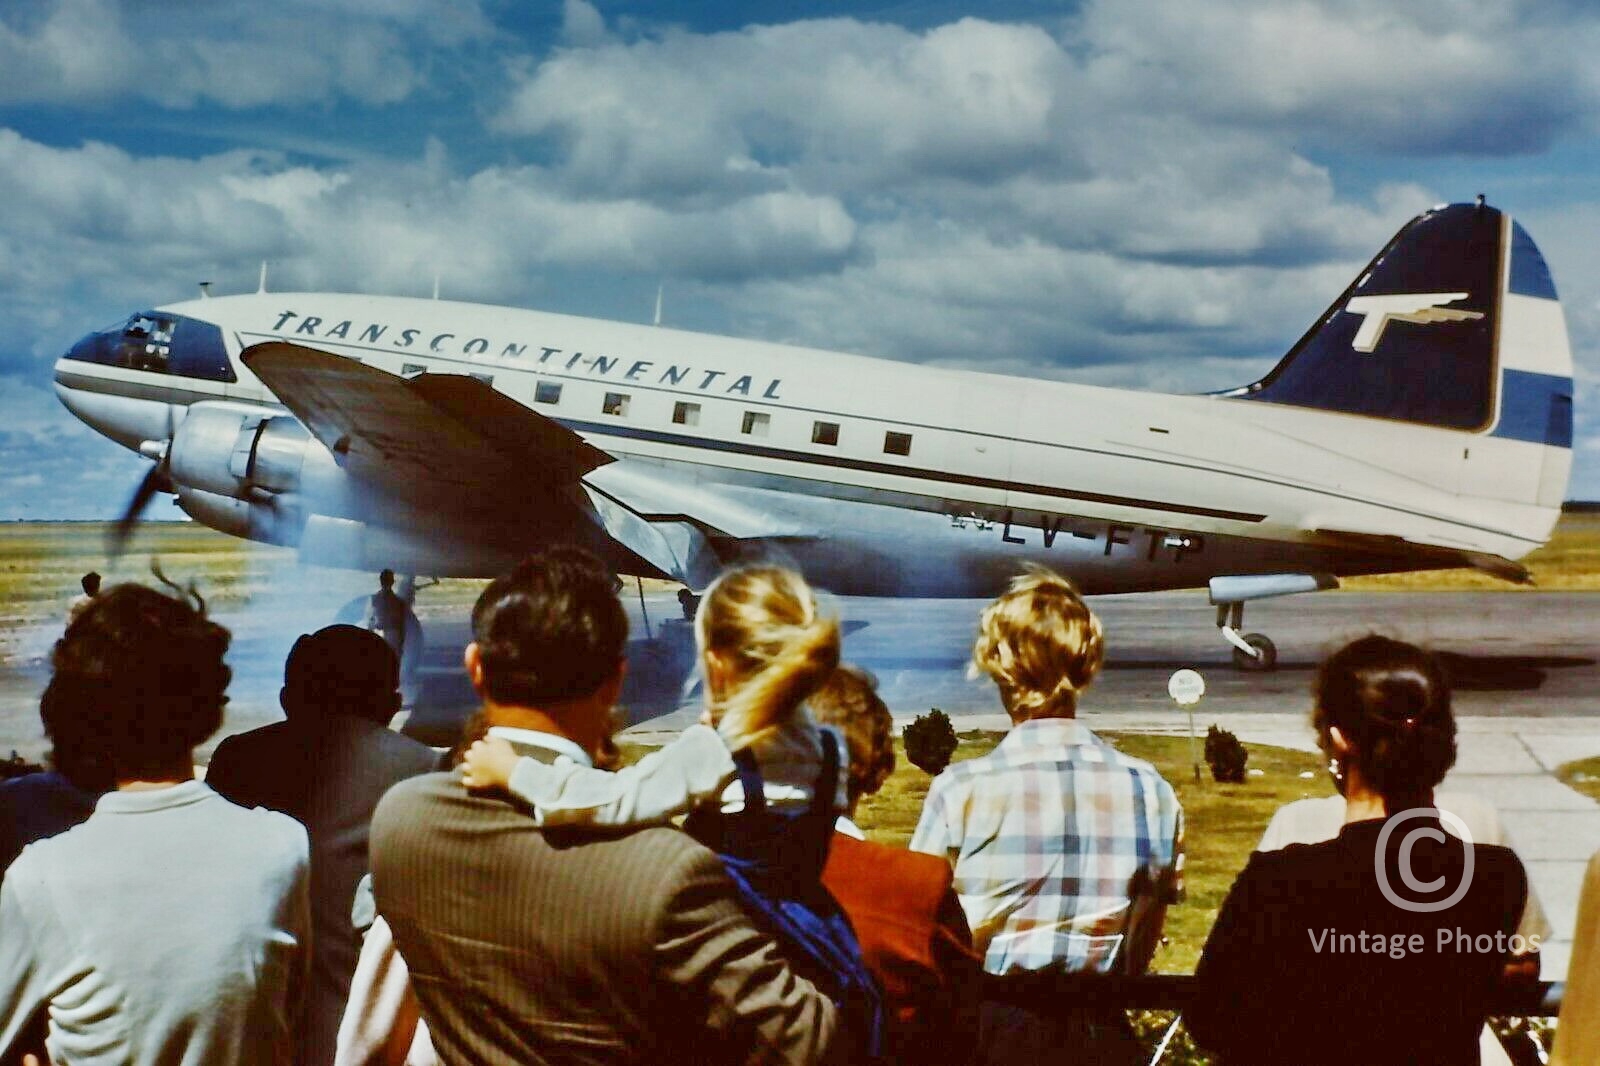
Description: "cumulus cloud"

(0, 0), (493, 108)
(5, 0), (1600, 514)
(1073, 0), (1600, 155)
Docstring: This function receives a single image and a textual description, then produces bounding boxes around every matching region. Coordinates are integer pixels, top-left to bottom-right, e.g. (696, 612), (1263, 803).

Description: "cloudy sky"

(3, 0), (1599, 519)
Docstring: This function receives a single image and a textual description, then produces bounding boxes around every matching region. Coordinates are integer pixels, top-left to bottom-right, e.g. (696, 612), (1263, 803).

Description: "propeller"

(107, 461), (174, 561)
(107, 403), (179, 562)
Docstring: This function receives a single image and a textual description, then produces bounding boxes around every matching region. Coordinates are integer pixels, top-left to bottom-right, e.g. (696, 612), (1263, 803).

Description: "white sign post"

(1168, 669), (1206, 784)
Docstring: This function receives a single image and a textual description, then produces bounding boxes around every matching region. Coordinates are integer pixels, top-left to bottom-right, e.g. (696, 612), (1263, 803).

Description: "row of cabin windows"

(529, 380), (911, 456)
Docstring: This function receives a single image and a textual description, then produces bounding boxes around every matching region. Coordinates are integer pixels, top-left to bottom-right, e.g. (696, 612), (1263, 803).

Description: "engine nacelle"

(174, 486), (303, 547)
(168, 401), (347, 511)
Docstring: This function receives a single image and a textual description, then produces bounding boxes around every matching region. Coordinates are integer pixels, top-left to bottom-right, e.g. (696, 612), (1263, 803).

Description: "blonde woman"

(909, 568), (1182, 1066)
(462, 565), (884, 1056)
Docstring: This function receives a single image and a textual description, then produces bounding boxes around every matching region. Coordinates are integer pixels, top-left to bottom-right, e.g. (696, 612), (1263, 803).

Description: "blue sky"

(2, 0), (1599, 519)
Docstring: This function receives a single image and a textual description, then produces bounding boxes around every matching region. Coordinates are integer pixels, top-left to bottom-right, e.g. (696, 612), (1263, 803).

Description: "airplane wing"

(240, 342), (795, 586)
(241, 342), (613, 508)
(1314, 529), (1533, 585)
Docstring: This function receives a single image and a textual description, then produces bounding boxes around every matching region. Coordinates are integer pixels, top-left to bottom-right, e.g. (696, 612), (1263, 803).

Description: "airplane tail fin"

(1230, 200), (1573, 509)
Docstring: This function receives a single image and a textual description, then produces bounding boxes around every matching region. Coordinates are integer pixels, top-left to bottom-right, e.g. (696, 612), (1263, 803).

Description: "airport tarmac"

(3, 587), (1598, 976)
(5, 588), (1596, 756)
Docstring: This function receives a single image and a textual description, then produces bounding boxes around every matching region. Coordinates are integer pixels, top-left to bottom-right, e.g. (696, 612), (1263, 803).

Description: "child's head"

(807, 665), (894, 810)
(971, 566), (1103, 723)
(696, 566), (839, 750)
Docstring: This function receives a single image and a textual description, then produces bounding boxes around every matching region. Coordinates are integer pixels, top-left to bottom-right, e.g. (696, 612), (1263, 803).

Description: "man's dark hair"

(470, 548), (627, 707)
(283, 624), (400, 725)
(81, 571), (101, 596)
(42, 582), (231, 781)
(379, 569), (395, 589)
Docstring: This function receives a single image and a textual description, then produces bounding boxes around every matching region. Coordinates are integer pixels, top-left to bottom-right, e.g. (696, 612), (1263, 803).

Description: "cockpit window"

(64, 312), (235, 383)
(121, 315), (176, 371)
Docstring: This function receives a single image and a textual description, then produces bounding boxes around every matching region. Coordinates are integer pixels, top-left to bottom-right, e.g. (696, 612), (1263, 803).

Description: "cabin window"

(673, 401), (701, 426)
(884, 431), (912, 456)
(535, 381), (562, 405)
(603, 392), (630, 416)
(812, 421), (840, 446)
(470, 373), (494, 387)
(741, 411), (771, 436)
(401, 363), (427, 377)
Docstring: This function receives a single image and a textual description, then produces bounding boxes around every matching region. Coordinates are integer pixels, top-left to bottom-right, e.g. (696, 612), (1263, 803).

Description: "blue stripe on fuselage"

(1493, 369), (1572, 447)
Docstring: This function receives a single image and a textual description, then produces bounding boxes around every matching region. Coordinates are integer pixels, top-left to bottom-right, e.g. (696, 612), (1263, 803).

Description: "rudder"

(1230, 200), (1573, 506)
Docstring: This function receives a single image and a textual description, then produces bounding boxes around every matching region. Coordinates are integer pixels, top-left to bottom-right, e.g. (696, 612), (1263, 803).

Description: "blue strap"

(730, 745), (766, 813)
(810, 729), (839, 816)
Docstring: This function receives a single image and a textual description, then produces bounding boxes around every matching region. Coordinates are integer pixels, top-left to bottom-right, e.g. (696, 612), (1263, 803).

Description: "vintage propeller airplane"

(53, 200), (1573, 669)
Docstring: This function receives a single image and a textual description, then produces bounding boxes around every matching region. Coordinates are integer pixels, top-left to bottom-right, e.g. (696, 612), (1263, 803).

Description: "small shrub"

(1204, 725), (1248, 784)
(904, 709), (959, 776)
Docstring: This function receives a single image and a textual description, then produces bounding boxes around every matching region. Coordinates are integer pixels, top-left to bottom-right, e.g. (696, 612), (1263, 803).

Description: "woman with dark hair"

(1187, 635), (1529, 1066)
(0, 583), (310, 1066)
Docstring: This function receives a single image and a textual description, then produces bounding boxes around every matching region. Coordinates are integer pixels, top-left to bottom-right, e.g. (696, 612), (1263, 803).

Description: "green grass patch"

(1557, 755), (1600, 804)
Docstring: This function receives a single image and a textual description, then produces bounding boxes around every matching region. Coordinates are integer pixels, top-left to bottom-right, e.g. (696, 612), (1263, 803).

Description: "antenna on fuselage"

(432, 272), (441, 301)
(257, 262), (269, 294)
(653, 283), (663, 327)
(198, 281), (211, 299)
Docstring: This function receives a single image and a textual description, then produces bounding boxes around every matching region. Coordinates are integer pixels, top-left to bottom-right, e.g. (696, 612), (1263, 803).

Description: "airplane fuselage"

(54, 281), (1562, 597)
(53, 201), (1574, 624)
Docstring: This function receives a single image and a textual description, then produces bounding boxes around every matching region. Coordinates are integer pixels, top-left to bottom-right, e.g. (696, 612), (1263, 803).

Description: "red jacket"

(822, 832), (982, 1064)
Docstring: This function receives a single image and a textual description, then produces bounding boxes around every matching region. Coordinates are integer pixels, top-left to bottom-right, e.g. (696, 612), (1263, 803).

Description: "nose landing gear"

(1216, 602), (1277, 672)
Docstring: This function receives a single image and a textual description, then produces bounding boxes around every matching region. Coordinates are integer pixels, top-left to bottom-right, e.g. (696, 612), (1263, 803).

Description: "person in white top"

(0, 582), (310, 1066)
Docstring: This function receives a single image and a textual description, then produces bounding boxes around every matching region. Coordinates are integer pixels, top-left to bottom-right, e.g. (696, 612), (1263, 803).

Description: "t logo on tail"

(1342, 292), (1484, 353)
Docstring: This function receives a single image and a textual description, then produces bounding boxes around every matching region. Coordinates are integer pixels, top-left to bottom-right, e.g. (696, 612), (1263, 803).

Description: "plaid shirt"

(910, 718), (1183, 975)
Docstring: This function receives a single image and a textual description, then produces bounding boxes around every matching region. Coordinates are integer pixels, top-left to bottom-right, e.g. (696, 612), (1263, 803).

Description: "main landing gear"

(1216, 602), (1277, 672)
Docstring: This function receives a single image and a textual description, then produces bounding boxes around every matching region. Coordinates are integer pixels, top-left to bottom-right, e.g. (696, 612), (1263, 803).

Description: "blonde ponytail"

(696, 567), (841, 750)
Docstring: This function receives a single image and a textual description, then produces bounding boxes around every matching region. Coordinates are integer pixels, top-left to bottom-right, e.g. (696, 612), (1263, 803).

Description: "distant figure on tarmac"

(677, 587), (700, 621)
(364, 570), (408, 660)
(66, 571), (100, 628)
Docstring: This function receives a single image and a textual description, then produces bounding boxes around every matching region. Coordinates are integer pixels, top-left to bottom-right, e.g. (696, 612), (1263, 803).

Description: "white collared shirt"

(487, 727), (592, 768)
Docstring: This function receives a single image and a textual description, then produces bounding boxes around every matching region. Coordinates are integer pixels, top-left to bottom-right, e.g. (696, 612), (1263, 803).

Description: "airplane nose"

(54, 357), (177, 451)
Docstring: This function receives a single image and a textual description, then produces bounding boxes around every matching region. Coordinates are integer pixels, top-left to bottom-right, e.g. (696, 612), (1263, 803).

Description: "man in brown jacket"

(368, 550), (839, 1064)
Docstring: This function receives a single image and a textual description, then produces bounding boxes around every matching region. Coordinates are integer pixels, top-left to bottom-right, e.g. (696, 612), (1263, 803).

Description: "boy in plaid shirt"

(911, 568), (1182, 1064)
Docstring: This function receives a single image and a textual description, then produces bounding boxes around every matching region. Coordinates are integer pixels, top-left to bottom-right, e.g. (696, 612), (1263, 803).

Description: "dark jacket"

(1187, 815), (1527, 1066)
(206, 717), (441, 1066)
(368, 758), (840, 1066)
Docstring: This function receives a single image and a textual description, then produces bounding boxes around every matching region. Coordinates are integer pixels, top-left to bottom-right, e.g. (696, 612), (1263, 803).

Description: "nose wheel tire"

(1232, 633), (1277, 672)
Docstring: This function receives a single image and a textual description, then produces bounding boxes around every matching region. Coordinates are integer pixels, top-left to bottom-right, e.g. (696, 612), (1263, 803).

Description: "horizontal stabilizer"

(1315, 528), (1532, 585)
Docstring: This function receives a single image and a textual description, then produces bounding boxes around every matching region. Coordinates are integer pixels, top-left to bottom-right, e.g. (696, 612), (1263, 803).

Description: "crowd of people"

(0, 551), (1585, 1064)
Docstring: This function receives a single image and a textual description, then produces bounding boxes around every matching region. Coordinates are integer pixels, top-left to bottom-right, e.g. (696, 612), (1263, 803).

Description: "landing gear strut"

(1216, 602), (1277, 671)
